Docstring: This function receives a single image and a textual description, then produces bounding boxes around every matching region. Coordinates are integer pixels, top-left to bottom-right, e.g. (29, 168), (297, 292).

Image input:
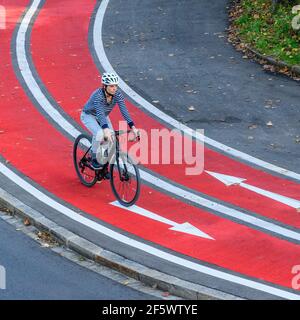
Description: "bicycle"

(73, 130), (141, 207)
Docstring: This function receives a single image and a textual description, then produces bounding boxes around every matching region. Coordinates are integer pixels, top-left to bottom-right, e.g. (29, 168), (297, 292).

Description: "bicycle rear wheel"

(110, 152), (140, 206)
(73, 133), (97, 187)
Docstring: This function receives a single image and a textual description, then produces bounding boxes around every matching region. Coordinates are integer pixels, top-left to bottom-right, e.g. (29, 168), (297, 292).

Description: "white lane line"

(139, 170), (300, 241)
(110, 201), (215, 239)
(206, 171), (300, 210)
(93, 0), (300, 182)
(15, 0), (300, 243)
(1, 162), (299, 300)
(8, 0), (300, 300)
(15, 0), (80, 139)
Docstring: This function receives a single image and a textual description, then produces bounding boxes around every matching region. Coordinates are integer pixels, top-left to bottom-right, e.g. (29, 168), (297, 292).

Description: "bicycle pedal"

(103, 171), (111, 180)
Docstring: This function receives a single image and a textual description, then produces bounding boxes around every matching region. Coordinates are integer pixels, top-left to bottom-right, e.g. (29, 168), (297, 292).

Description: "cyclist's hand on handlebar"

(103, 128), (114, 144)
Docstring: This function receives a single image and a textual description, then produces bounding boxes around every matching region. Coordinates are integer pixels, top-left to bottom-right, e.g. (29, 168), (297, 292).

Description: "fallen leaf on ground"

(248, 124), (257, 130)
(23, 218), (31, 226)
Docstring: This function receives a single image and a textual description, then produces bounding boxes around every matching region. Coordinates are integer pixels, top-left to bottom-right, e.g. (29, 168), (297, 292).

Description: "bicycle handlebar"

(103, 129), (140, 142)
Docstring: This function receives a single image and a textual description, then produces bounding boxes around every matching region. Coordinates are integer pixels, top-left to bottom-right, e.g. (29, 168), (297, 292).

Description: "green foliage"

(233, 0), (300, 65)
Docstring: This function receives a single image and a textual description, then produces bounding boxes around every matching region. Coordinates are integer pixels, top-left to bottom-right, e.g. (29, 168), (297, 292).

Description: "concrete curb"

(244, 44), (300, 78)
(0, 186), (242, 300)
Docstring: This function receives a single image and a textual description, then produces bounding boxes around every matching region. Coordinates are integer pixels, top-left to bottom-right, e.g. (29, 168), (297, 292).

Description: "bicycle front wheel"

(73, 133), (97, 187)
(110, 152), (140, 207)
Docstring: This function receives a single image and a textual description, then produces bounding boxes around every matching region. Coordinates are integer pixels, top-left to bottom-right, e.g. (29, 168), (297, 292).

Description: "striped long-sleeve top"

(83, 88), (134, 129)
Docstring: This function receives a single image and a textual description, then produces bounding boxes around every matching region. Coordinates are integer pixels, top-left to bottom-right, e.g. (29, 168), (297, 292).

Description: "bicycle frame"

(112, 130), (130, 181)
(79, 129), (134, 181)
(74, 130), (141, 206)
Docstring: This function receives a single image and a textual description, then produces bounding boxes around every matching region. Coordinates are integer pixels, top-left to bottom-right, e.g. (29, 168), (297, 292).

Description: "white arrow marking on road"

(206, 171), (300, 210)
(110, 201), (214, 240)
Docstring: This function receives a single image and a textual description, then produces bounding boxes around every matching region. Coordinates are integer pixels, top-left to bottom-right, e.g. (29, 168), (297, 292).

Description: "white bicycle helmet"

(102, 72), (119, 85)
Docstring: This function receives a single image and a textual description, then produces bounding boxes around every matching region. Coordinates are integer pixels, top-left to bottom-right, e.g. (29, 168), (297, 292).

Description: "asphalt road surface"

(0, 217), (154, 300)
(103, 0), (300, 172)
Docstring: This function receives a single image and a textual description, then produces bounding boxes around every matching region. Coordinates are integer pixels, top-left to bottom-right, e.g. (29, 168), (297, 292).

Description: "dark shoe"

(90, 158), (102, 170)
(104, 171), (111, 180)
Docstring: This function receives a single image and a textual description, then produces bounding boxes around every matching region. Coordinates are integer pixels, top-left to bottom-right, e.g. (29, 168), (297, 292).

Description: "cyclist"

(80, 72), (139, 170)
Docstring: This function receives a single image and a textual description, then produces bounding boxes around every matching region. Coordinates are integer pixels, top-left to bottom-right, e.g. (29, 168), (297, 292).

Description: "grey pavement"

(0, 217), (155, 300)
(102, 0), (300, 172)
(0, 0), (299, 302)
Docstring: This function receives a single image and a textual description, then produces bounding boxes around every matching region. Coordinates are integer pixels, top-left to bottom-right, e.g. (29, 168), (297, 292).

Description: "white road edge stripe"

(16, 0), (81, 139)
(7, 0), (299, 299)
(16, 0), (300, 243)
(94, 0), (300, 182)
(0, 164), (299, 300)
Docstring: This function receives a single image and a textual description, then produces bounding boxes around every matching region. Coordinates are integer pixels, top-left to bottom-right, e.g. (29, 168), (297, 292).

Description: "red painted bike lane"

(1, 1), (300, 291)
(29, 0), (300, 230)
